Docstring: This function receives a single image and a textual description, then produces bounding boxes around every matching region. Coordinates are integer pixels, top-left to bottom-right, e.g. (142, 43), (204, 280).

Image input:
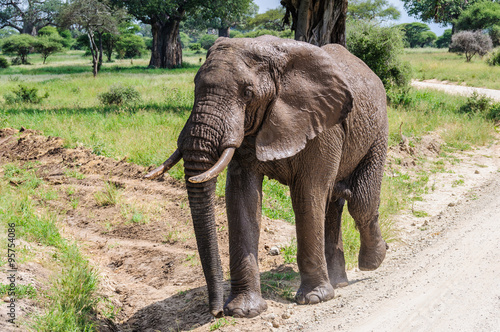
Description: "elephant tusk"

(144, 149), (182, 180)
(188, 148), (235, 183)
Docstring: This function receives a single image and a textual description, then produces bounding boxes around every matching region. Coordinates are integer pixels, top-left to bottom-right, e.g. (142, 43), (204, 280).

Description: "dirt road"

(312, 175), (500, 332)
(412, 80), (500, 101)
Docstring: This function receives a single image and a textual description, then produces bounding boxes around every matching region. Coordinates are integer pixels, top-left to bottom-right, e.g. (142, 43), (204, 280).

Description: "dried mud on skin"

(0, 128), (296, 332)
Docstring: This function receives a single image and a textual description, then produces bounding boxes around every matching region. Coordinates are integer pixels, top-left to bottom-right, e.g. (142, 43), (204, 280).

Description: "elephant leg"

(347, 137), (387, 271)
(223, 158), (267, 318)
(291, 182), (335, 305)
(325, 198), (349, 288)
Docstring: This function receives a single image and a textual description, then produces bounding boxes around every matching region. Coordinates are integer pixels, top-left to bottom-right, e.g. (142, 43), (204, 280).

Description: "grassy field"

(0, 48), (498, 328)
(404, 48), (500, 90)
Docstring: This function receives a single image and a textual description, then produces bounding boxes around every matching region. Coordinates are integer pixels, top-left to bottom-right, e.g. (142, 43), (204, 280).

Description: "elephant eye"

(244, 87), (253, 100)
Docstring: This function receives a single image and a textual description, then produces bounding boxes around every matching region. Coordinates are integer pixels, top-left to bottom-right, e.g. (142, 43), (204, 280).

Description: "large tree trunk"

(149, 14), (184, 69)
(218, 27), (230, 37)
(282, 0), (347, 47)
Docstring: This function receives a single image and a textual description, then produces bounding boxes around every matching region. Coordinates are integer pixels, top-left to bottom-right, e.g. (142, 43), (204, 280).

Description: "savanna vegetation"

(1, 0), (499, 330)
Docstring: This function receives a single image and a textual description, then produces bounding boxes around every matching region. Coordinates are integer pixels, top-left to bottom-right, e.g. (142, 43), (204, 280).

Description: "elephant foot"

(224, 291), (267, 318)
(295, 282), (335, 305)
(358, 238), (387, 271)
(329, 270), (349, 288)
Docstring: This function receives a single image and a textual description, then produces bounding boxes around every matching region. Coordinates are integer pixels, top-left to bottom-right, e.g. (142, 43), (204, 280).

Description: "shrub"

(33, 36), (64, 64)
(189, 43), (201, 51)
(4, 84), (49, 104)
(98, 84), (141, 105)
(488, 102), (500, 121)
(115, 34), (146, 59)
(1, 34), (36, 65)
(450, 31), (493, 62)
(0, 56), (9, 69)
(199, 34), (218, 50)
(459, 92), (491, 115)
(485, 48), (500, 66)
(347, 20), (411, 90)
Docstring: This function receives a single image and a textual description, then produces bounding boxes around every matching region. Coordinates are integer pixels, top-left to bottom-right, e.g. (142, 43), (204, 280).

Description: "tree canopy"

(348, 0), (400, 21)
(398, 22), (437, 48)
(401, 0), (481, 28)
(0, 0), (62, 35)
(455, 1), (500, 46)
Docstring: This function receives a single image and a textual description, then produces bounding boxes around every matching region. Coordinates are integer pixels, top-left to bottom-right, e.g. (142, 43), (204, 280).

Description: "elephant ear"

(255, 42), (353, 162)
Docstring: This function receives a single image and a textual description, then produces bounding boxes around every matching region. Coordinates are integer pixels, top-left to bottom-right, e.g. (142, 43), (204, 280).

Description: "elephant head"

(146, 36), (353, 317)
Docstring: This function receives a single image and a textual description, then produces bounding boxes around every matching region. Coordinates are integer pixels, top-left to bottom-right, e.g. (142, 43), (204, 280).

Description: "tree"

(248, 7), (287, 31)
(115, 34), (146, 59)
(282, 0), (348, 46)
(200, 0), (256, 37)
(398, 22), (435, 48)
(348, 0), (400, 21)
(1, 34), (35, 64)
(450, 30), (493, 62)
(33, 34), (64, 63)
(400, 0), (481, 32)
(0, 0), (62, 35)
(58, 0), (122, 76)
(455, 1), (500, 46)
(112, 0), (193, 69)
(436, 29), (452, 48)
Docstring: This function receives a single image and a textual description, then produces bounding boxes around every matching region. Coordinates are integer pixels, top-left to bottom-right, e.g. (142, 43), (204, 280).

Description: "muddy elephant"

(146, 36), (388, 318)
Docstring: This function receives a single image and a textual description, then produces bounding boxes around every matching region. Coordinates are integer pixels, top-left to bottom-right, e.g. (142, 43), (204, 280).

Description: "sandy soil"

(412, 79), (500, 101)
(0, 128), (499, 332)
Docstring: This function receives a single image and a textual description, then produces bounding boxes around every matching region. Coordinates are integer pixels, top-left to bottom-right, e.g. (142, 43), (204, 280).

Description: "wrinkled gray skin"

(176, 36), (388, 318)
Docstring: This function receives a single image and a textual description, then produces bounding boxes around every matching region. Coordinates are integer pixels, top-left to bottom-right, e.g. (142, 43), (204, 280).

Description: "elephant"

(145, 35), (388, 318)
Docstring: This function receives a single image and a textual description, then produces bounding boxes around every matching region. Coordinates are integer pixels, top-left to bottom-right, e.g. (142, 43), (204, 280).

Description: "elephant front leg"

(224, 159), (267, 318)
(291, 184), (335, 305)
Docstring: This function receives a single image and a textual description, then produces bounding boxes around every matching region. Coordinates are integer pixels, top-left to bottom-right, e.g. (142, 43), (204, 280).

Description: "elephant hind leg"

(347, 137), (387, 271)
(325, 197), (348, 288)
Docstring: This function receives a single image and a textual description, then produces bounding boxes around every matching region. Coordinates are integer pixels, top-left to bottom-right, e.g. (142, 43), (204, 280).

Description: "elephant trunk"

(185, 176), (224, 317)
(180, 111), (227, 317)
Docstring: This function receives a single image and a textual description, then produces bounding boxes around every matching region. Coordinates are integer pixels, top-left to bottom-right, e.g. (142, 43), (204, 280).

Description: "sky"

(253, 0), (449, 36)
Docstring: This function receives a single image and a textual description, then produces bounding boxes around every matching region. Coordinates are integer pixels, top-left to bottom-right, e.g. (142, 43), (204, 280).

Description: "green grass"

(0, 163), (110, 331)
(0, 283), (37, 299)
(403, 48), (500, 89)
(260, 270), (298, 302)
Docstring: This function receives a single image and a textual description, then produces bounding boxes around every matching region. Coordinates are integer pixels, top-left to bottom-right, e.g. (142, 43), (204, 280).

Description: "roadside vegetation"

(1, 1), (500, 328)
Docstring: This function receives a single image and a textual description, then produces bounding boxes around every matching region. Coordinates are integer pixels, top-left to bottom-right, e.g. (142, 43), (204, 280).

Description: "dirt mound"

(0, 129), (296, 331)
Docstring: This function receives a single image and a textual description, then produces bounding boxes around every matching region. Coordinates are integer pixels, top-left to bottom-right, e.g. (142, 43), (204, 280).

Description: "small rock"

(475, 170), (480, 174)
(272, 320), (280, 328)
(3, 296), (10, 302)
(282, 311), (291, 319)
(269, 247), (280, 256)
(448, 202), (456, 207)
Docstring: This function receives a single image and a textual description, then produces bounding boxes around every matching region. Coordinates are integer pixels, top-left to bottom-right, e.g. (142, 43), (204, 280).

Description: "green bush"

(486, 48), (500, 66)
(4, 84), (49, 104)
(115, 34), (146, 59)
(0, 56), (9, 69)
(488, 102), (500, 121)
(199, 34), (218, 50)
(346, 20), (411, 90)
(1, 34), (36, 65)
(459, 92), (492, 115)
(33, 36), (64, 64)
(189, 43), (201, 51)
(98, 84), (141, 105)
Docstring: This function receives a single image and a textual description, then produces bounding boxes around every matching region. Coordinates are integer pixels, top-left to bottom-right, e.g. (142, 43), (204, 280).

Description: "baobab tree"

(281, 0), (348, 46)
